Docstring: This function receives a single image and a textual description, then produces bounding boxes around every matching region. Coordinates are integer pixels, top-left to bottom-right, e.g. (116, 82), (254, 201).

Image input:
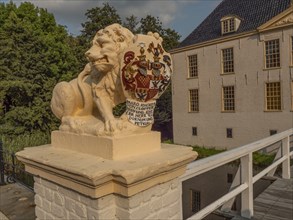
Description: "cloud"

(11, 0), (198, 35)
(9, 0), (221, 40)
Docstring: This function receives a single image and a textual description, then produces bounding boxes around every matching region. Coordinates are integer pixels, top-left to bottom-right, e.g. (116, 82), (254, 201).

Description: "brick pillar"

(33, 176), (181, 219)
(16, 132), (197, 220)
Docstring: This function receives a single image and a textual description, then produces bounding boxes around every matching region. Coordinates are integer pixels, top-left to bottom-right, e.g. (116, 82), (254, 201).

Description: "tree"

(123, 15), (140, 34)
(0, 2), (80, 139)
(139, 15), (181, 51)
(81, 3), (122, 41)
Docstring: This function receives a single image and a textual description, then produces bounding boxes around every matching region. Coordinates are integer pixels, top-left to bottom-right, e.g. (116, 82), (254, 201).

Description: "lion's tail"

(76, 63), (94, 116)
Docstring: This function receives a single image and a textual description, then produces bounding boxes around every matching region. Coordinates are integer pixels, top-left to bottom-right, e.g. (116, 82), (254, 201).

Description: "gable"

(258, 6), (293, 32)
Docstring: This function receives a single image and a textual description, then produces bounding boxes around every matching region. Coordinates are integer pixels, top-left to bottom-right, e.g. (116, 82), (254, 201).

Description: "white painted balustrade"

(180, 128), (293, 220)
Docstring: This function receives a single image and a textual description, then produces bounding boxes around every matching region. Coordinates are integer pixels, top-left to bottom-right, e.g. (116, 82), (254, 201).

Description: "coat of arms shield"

(120, 34), (172, 126)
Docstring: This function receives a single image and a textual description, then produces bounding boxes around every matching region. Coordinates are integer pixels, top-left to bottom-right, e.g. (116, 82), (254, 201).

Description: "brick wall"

(34, 177), (181, 219)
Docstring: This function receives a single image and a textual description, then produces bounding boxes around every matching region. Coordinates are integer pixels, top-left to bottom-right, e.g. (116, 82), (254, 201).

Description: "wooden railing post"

(240, 153), (253, 218)
(282, 136), (290, 179)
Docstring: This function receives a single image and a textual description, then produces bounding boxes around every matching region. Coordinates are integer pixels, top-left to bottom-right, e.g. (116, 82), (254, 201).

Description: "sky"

(2, 0), (222, 41)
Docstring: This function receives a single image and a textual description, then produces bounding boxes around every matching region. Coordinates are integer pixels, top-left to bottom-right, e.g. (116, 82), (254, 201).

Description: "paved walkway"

(0, 183), (35, 220)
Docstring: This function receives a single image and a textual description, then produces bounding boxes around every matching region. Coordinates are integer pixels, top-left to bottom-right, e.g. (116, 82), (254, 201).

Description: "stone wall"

(34, 176), (181, 220)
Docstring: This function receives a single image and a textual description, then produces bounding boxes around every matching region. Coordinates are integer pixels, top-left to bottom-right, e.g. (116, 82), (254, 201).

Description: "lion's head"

(85, 24), (134, 74)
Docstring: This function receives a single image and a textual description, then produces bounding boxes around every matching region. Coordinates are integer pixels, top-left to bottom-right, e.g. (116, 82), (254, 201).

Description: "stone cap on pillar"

(16, 143), (197, 198)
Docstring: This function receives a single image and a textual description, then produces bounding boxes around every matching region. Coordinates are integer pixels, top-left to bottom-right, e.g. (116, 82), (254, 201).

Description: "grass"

(192, 146), (226, 159)
(253, 152), (275, 167)
(163, 140), (279, 168)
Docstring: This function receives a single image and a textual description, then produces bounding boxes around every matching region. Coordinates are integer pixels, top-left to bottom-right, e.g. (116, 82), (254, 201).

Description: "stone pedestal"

(16, 132), (197, 219)
(51, 130), (161, 160)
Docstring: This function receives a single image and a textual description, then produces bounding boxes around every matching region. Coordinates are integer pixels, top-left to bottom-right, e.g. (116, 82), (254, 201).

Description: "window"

(222, 48), (234, 73)
(222, 86), (235, 111)
(188, 55), (198, 78)
(227, 128), (233, 138)
(189, 89), (199, 112)
(265, 39), (280, 69)
(227, 173), (233, 183)
(222, 18), (235, 34)
(192, 127), (197, 136)
(265, 82), (281, 111)
(270, 130), (277, 136)
(190, 190), (201, 213)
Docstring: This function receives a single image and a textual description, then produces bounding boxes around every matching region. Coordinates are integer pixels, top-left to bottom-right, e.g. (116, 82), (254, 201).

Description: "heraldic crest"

(121, 34), (172, 127)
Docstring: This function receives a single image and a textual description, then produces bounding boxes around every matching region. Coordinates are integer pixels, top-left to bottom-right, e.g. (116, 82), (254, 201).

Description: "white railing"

(180, 128), (293, 220)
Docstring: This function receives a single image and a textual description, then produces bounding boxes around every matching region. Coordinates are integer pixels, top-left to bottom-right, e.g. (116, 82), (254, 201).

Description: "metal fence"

(0, 141), (34, 190)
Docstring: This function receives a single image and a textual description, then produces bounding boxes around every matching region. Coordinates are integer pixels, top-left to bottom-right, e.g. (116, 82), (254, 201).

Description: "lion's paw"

(103, 118), (127, 135)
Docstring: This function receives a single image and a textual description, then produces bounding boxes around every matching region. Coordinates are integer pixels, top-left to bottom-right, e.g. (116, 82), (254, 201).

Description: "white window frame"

(265, 82), (282, 111)
(221, 18), (235, 34)
(264, 39), (280, 69)
(222, 86), (235, 112)
(188, 54), (198, 78)
(189, 89), (199, 112)
(221, 47), (234, 74)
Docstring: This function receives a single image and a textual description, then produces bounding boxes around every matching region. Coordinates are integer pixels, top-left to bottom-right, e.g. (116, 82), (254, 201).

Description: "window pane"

(188, 55), (198, 78)
(192, 127), (197, 136)
(266, 82), (281, 111)
(227, 128), (233, 138)
(191, 190), (201, 213)
(222, 48), (234, 73)
(223, 20), (229, 33)
(265, 39), (280, 68)
(223, 86), (235, 111)
(229, 19), (235, 32)
(189, 89), (199, 112)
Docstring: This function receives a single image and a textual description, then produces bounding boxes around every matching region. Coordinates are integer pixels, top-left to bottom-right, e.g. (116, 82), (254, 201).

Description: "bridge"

(180, 128), (293, 220)
(0, 128), (292, 219)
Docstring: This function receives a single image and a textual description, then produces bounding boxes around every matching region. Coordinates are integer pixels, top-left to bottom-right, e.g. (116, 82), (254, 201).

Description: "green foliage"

(123, 15), (140, 34)
(191, 146), (276, 168)
(1, 132), (50, 153)
(192, 146), (226, 159)
(81, 3), (122, 41)
(139, 15), (181, 51)
(0, 2), (80, 140)
(162, 139), (173, 144)
(253, 152), (275, 167)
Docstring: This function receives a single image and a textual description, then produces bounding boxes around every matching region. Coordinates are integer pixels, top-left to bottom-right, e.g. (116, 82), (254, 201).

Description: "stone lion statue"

(51, 24), (171, 136)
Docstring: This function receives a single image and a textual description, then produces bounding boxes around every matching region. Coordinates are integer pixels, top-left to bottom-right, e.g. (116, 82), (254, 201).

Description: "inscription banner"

(126, 99), (156, 127)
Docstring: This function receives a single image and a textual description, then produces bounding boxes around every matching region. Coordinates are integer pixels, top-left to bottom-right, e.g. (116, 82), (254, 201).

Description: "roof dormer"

(221, 15), (241, 35)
